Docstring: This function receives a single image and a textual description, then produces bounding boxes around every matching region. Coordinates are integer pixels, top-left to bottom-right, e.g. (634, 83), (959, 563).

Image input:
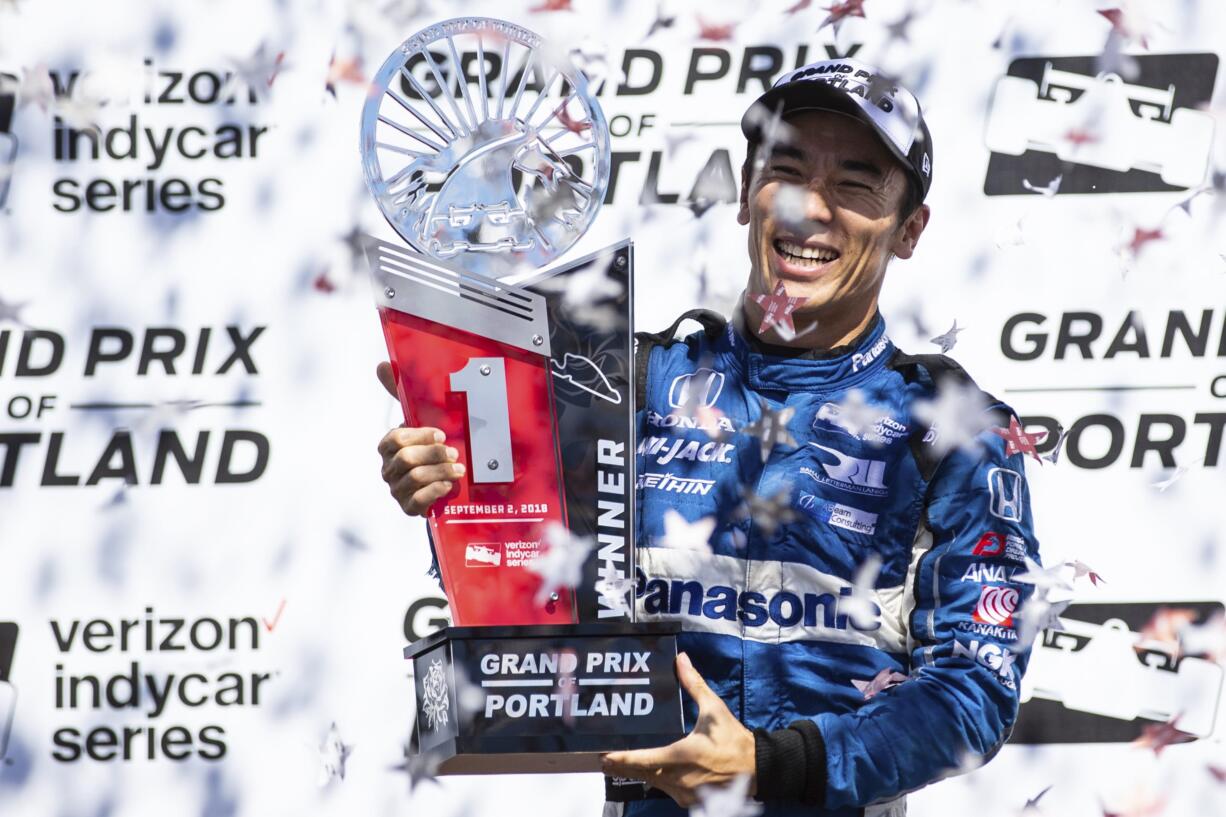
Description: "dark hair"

(742, 139), (922, 222)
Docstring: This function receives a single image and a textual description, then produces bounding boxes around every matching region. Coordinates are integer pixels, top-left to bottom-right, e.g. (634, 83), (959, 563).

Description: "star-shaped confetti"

(692, 773), (763, 817)
(527, 523), (594, 606)
(929, 320), (964, 353)
(912, 378), (993, 457)
(0, 294), (29, 326)
(1178, 611), (1226, 664)
(1015, 596), (1070, 650)
(317, 722), (353, 786)
(229, 43), (287, 101)
(659, 509), (716, 554)
(851, 667), (907, 700)
(696, 16), (736, 41)
(1125, 226), (1164, 258)
(1137, 606), (1197, 654)
(840, 554), (881, 630)
(739, 485), (796, 538)
(3, 65), (54, 112)
(1014, 557), (1074, 594)
(1022, 174), (1063, 197)
(825, 389), (893, 446)
(750, 282), (807, 338)
(1130, 715), (1196, 756)
(1064, 560), (1105, 587)
(1151, 464), (1189, 491)
(1022, 785), (1054, 813)
(1098, 5), (1161, 49)
(1042, 423), (1067, 464)
(645, 2), (676, 38)
(390, 735), (443, 792)
(741, 396), (797, 462)
(325, 53), (364, 97)
(990, 415), (1047, 463)
(818, 0), (866, 36)
(529, 0), (571, 11)
(595, 575), (635, 617)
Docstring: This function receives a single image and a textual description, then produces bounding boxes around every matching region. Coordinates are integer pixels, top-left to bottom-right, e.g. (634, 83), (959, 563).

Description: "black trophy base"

(405, 621), (685, 774)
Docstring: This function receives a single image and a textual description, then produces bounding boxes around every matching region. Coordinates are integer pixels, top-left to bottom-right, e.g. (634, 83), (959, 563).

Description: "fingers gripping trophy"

(359, 18), (683, 773)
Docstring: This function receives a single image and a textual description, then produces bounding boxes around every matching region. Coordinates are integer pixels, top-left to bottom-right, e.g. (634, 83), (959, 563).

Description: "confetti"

(645, 2), (676, 39)
(529, 0), (572, 11)
(851, 667), (907, 700)
(1022, 784), (1054, 813)
(1015, 596), (1070, 651)
(750, 281), (807, 338)
(990, 415), (1048, 464)
(527, 523), (595, 606)
(929, 320), (964, 353)
(692, 773), (763, 817)
(818, 0), (866, 36)
(696, 16), (737, 41)
(739, 485), (796, 538)
(840, 554), (881, 630)
(1130, 715), (1196, 755)
(659, 509), (716, 554)
(911, 378), (994, 457)
(325, 54), (364, 97)
(316, 722), (353, 786)
(1064, 560), (1105, 587)
(741, 396), (798, 462)
(1022, 174), (1063, 197)
(1041, 423), (1067, 464)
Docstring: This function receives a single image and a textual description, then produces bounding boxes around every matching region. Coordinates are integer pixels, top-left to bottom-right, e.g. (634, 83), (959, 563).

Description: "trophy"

(359, 18), (683, 774)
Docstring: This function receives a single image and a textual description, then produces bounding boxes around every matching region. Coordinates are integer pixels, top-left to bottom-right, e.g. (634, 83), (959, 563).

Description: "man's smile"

(771, 236), (841, 281)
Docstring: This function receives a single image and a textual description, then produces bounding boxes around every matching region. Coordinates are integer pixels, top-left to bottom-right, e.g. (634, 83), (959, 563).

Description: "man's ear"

(891, 204), (930, 260)
(736, 163), (751, 226)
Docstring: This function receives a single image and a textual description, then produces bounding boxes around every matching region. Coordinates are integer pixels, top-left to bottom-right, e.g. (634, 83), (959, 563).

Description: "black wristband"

(753, 720), (828, 806)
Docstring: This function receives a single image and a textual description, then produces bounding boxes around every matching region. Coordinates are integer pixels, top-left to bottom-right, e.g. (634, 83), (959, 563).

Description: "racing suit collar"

(723, 303), (893, 392)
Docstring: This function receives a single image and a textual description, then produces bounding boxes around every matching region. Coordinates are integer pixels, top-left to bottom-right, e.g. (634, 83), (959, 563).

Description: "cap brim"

(740, 81), (919, 190)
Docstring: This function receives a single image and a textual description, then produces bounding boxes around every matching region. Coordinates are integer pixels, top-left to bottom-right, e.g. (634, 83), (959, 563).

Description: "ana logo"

(668, 368), (725, 410)
(987, 467), (1023, 521)
(464, 542), (502, 568)
(0, 72), (17, 210)
(420, 658), (450, 732)
(973, 586), (1019, 626)
(0, 622), (17, 760)
(971, 531), (1028, 562)
(984, 54), (1218, 195)
(960, 561), (1015, 583)
(804, 443), (888, 496)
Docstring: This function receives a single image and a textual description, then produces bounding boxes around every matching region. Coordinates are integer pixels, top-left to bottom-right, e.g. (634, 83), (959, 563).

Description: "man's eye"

(771, 164), (801, 176)
(840, 180), (872, 190)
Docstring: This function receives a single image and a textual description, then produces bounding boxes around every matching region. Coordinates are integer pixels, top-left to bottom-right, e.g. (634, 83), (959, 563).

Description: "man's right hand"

(376, 361), (465, 517)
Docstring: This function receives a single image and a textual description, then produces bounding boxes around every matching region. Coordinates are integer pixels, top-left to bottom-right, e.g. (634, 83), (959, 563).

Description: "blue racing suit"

(610, 309), (1042, 817)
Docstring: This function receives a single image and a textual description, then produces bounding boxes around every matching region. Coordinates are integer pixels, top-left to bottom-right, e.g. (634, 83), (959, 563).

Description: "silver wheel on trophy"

(359, 17), (611, 281)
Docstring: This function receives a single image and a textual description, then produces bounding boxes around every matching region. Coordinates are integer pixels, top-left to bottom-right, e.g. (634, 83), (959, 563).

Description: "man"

(376, 59), (1041, 817)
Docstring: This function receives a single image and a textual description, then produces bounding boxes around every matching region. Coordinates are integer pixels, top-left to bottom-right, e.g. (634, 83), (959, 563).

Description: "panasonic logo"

(634, 549), (907, 652)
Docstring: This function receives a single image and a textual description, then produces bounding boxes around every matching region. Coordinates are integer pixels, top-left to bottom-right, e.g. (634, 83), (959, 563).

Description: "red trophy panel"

(379, 307), (574, 627)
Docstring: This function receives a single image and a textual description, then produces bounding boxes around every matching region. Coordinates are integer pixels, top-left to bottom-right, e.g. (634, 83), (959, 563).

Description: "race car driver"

(375, 58), (1042, 817)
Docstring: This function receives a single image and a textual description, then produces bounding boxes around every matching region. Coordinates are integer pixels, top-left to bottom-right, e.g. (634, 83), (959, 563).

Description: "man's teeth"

(775, 239), (838, 264)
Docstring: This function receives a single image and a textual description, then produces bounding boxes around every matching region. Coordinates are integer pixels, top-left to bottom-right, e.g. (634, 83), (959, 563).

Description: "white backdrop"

(1, 0), (1224, 815)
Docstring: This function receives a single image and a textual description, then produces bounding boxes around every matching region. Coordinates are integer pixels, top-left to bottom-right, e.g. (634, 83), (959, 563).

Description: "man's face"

(737, 110), (929, 337)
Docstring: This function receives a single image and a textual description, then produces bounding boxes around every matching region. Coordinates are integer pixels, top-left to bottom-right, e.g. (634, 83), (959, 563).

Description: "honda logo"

(668, 368), (724, 410)
(987, 467), (1024, 522)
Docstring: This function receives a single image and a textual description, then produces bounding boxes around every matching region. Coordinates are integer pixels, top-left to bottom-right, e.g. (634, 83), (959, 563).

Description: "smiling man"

(377, 58), (1041, 817)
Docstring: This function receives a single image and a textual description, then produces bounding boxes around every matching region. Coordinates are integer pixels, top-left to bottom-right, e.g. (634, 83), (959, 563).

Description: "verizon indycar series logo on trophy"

(984, 53), (1218, 195)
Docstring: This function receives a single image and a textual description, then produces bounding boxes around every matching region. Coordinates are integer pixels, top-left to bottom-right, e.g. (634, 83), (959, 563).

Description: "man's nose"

(804, 186), (834, 223)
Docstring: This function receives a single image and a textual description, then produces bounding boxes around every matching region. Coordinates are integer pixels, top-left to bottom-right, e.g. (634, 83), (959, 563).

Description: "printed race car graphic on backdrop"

(1013, 601), (1225, 743)
(984, 53), (1218, 195)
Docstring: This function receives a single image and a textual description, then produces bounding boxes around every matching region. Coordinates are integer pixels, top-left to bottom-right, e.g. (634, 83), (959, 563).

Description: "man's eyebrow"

(841, 159), (884, 177)
(766, 145), (805, 162)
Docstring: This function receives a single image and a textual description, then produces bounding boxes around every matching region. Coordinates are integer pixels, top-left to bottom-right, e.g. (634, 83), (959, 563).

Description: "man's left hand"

(601, 652), (757, 807)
